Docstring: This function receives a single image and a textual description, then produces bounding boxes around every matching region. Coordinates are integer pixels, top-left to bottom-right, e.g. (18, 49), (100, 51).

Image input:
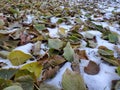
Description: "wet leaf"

(21, 62), (42, 78)
(48, 39), (63, 50)
(3, 85), (23, 90)
(62, 69), (86, 90)
(63, 42), (75, 62)
(84, 61), (100, 75)
(0, 68), (18, 80)
(15, 75), (34, 90)
(8, 50), (32, 66)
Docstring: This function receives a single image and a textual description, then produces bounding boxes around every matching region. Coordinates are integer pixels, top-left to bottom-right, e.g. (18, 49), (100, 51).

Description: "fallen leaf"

(48, 39), (63, 50)
(34, 23), (46, 31)
(84, 61), (100, 75)
(0, 51), (10, 59)
(8, 50), (32, 66)
(21, 62), (43, 78)
(40, 83), (60, 90)
(108, 32), (118, 44)
(63, 42), (75, 62)
(15, 75), (34, 90)
(3, 85), (23, 90)
(62, 69), (86, 90)
(42, 66), (59, 81)
(0, 68), (18, 80)
(75, 49), (88, 60)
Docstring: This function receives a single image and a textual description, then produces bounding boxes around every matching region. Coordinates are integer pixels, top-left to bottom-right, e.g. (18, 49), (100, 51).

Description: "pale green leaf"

(63, 42), (74, 62)
(3, 85), (23, 90)
(48, 39), (63, 50)
(62, 69), (86, 90)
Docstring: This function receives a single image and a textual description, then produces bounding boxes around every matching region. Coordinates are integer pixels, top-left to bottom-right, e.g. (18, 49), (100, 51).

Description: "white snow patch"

(14, 43), (33, 54)
(47, 28), (59, 38)
(81, 63), (120, 90)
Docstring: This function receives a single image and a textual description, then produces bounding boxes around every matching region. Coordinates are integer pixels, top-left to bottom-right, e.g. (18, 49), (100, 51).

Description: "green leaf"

(40, 83), (60, 90)
(3, 85), (23, 90)
(15, 69), (36, 81)
(0, 68), (18, 80)
(15, 75), (34, 90)
(62, 69), (86, 90)
(8, 50), (32, 66)
(108, 32), (118, 43)
(63, 42), (74, 62)
(21, 62), (42, 78)
(0, 79), (13, 89)
(48, 39), (63, 50)
(34, 24), (46, 31)
(116, 66), (120, 76)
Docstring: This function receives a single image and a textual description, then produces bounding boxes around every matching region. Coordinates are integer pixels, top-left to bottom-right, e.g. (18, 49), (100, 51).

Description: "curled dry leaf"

(42, 66), (59, 81)
(32, 41), (41, 56)
(71, 54), (80, 73)
(75, 49), (88, 60)
(84, 61), (100, 75)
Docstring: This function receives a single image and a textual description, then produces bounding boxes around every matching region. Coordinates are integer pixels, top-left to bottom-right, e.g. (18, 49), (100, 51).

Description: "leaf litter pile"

(0, 0), (120, 90)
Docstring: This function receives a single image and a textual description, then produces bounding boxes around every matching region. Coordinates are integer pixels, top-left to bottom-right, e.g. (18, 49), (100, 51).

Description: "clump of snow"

(47, 28), (60, 38)
(14, 43), (33, 54)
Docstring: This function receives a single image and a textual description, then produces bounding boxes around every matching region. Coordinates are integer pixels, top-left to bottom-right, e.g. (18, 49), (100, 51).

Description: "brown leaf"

(75, 49), (88, 60)
(71, 54), (80, 73)
(42, 66), (59, 81)
(84, 61), (100, 75)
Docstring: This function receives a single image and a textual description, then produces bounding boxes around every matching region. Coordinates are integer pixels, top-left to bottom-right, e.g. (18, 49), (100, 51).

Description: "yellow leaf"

(8, 50), (32, 66)
(21, 62), (43, 78)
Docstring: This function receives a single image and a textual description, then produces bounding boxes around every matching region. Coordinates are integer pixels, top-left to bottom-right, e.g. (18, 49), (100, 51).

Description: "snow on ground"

(0, 1), (120, 90)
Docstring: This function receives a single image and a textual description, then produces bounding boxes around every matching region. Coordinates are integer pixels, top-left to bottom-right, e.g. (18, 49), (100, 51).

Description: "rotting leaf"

(84, 61), (100, 75)
(62, 69), (86, 90)
(63, 42), (74, 62)
(58, 27), (66, 37)
(8, 50), (32, 66)
(0, 79), (13, 89)
(21, 62), (42, 78)
(0, 68), (18, 80)
(116, 66), (120, 76)
(48, 39), (63, 50)
(3, 85), (23, 90)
